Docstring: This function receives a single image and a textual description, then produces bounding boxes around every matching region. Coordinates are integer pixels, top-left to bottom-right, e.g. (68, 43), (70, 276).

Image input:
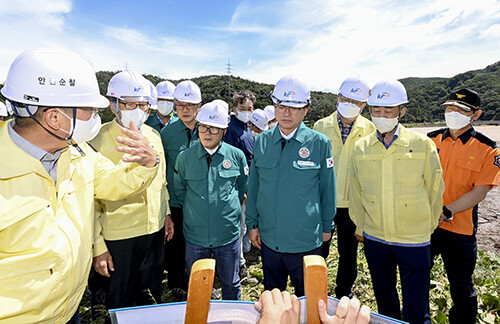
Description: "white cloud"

(0, 0), (71, 30)
(1, 0), (499, 93)
(0, 2), (229, 82)
(479, 24), (500, 39)
(229, 0), (500, 91)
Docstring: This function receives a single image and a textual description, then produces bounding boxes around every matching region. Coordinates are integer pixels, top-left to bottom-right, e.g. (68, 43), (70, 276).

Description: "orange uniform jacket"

(428, 127), (500, 235)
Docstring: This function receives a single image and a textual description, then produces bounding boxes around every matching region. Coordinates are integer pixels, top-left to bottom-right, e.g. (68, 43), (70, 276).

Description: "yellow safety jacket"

(0, 124), (157, 323)
(314, 112), (375, 208)
(349, 125), (444, 244)
(90, 121), (169, 256)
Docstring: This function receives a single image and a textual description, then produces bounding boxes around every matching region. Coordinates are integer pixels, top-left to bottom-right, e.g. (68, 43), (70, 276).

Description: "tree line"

(2, 60), (499, 124)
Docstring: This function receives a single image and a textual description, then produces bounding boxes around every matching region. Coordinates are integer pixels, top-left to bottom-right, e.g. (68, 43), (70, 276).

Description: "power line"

(226, 59), (233, 75)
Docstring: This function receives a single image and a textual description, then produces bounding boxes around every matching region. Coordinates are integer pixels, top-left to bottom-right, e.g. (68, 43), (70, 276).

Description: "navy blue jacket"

(224, 115), (254, 166)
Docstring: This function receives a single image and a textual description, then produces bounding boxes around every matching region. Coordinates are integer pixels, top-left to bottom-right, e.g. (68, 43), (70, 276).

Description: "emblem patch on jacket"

(298, 147), (310, 158)
(222, 159), (232, 169)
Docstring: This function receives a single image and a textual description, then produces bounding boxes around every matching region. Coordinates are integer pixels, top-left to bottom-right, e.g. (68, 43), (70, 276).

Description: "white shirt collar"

(279, 127), (298, 140)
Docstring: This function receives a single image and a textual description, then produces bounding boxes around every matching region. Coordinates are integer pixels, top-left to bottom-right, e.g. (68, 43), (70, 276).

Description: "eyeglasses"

(198, 124), (222, 135)
(76, 107), (101, 118)
(176, 103), (198, 111)
(119, 101), (149, 111)
(275, 104), (305, 114)
(339, 95), (365, 107)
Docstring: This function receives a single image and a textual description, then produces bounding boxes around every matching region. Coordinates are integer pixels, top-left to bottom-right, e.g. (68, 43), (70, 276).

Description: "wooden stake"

(304, 255), (328, 324)
(185, 258), (216, 324)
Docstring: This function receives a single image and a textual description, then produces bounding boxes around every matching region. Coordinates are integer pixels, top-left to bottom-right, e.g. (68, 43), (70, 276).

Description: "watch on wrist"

(154, 155), (160, 167)
(442, 205), (453, 221)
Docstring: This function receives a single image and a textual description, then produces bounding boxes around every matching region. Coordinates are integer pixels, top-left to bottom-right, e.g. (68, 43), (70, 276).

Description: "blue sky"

(1, 0), (500, 92)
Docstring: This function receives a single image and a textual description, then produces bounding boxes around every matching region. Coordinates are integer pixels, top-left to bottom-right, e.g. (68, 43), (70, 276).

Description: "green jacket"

(145, 113), (178, 134)
(246, 123), (337, 253)
(160, 118), (199, 208)
(174, 141), (248, 248)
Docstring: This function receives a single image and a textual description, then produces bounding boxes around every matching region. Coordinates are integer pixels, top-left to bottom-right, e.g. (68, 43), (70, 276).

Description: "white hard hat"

(271, 75), (310, 108)
(263, 105), (275, 120)
(156, 80), (176, 100)
(339, 76), (370, 102)
(0, 101), (7, 117)
(107, 69), (154, 103)
(148, 79), (158, 109)
(368, 79), (408, 107)
(196, 101), (229, 128)
(1, 48), (109, 117)
(211, 99), (229, 112)
(250, 109), (269, 131)
(173, 80), (201, 104)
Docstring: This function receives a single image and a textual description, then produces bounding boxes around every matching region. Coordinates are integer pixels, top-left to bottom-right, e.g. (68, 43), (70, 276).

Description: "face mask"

(157, 101), (174, 116)
(58, 109), (102, 144)
(337, 102), (361, 119)
(251, 130), (260, 138)
(236, 110), (252, 123)
(445, 111), (472, 130)
(269, 122), (278, 129)
(120, 108), (148, 129)
(372, 116), (399, 134)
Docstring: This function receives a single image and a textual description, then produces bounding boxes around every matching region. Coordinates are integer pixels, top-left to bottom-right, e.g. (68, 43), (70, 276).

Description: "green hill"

(399, 77), (446, 90)
(2, 60), (500, 124)
(405, 61), (500, 122)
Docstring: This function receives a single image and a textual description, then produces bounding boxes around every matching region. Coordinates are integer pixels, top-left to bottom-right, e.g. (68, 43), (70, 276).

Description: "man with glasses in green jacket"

(246, 75), (336, 297)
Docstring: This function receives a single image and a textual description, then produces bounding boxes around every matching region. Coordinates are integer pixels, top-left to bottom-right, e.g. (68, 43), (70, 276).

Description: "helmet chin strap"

(22, 104), (85, 156)
(113, 99), (125, 127)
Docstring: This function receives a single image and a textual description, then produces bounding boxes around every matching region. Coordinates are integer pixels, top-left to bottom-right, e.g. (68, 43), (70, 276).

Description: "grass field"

(79, 234), (500, 323)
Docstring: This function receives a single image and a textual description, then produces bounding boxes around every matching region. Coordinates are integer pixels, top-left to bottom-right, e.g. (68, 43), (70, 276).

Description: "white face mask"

(337, 102), (361, 119)
(236, 110), (252, 123)
(251, 130), (260, 138)
(372, 116), (399, 134)
(120, 108), (148, 129)
(445, 111), (472, 130)
(157, 101), (174, 116)
(58, 109), (102, 144)
(269, 121), (278, 129)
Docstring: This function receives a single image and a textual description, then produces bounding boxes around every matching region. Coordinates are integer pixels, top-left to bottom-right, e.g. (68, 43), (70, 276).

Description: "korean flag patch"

(494, 155), (500, 169)
(244, 165), (249, 175)
(326, 157), (334, 168)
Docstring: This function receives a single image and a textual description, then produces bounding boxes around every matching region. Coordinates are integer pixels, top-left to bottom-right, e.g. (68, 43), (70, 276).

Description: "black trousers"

(261, 243), (322, 297)
(102, 229), (165, 310)
(164, 206), (188, 290)
(321, 208), (358, 298)
(364, 237), (431, 324)
(431, 228), (478, 324)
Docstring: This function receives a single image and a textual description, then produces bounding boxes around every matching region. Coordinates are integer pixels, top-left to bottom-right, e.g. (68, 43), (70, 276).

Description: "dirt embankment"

(477, 185), (500, 254)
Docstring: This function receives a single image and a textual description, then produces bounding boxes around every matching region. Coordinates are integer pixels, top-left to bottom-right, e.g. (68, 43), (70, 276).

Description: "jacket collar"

(441, 126), (475, 144)
(230, 114), (248, 129)
(272, 122), (308, 144)
(0, 120), (82, 181)
(368, 124), (409, 147)
(196, 140), (227, 158)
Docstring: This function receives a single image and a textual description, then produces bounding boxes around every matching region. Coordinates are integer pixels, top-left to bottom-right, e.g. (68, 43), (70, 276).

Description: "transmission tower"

(226, 59), (234, 97)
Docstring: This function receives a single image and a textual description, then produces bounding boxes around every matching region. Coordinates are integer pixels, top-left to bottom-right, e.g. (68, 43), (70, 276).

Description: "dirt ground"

(412, 126), (500, 254)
